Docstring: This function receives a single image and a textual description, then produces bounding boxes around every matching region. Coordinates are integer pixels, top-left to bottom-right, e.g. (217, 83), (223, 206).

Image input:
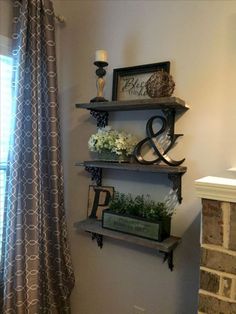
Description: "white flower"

(88, 126), (138, 157)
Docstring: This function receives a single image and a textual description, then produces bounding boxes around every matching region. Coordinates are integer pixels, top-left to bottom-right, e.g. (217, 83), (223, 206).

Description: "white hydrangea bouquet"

(88, 126), (138, 162)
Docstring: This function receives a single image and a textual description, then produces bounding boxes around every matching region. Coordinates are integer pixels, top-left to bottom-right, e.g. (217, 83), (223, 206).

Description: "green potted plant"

(88, 126), (138, 162)
(102, 192), (176, 242)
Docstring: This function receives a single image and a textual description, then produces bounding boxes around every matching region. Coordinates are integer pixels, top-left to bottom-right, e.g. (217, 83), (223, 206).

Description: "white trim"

(199, 289), (236, 303)
(231, 278), (236, 301)
(0, 34), (11, 56)
(228, 168), (236, 172)
(201, 243), (236, 257)
(195, 176), (236, 203)
(222, 202), (230, 249)
(200, 266), (236, 279)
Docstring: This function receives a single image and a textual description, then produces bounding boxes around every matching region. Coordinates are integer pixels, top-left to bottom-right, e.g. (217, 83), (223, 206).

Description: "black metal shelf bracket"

(90, 110), (108, 127)
(160, 250), (174, 271)
(161, 108), (183, 142)
(85, 166), (102, 186)
(89, 232), (175, 271)
(161, 108), (176, 141)
(168, 173), (183, 203)
(91, 232), (103, 249)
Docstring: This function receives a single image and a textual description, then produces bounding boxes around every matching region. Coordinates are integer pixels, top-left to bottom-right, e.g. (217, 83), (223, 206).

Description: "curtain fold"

(0, 0), (75, 312)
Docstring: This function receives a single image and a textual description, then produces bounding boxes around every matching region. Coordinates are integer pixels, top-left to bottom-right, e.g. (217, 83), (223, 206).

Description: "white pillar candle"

(95, 50), (108, 62)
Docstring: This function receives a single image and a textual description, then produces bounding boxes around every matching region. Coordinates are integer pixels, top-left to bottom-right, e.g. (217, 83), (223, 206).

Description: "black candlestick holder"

(90, 61), (109, 103)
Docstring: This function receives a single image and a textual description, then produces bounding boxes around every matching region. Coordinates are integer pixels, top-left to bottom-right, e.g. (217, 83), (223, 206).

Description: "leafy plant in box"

(109, 192), (175, 222)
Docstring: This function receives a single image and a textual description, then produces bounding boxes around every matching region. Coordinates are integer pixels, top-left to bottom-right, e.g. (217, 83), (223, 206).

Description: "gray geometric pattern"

(0, 1), (75, 312)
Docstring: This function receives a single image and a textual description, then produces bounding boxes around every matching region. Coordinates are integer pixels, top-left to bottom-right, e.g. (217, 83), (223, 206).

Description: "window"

(0, 35), (13, 248)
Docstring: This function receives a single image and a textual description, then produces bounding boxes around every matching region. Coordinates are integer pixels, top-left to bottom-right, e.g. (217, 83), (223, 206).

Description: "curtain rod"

(54, 13), (66, 24)
(42, 0), (66, 24)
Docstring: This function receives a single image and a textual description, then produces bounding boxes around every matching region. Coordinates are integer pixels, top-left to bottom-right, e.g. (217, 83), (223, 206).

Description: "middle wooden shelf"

(77, 161), (187, 203)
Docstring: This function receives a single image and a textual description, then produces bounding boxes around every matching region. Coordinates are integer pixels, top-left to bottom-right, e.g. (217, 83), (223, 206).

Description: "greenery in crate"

(108, 192), (175, 222)
(88, 126), (138, 157)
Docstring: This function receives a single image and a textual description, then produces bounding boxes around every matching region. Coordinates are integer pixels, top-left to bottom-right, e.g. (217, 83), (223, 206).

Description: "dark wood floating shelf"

(74, 218), (181, 271)
(77, 161), (187, 174)
(75, 96), (189, 113)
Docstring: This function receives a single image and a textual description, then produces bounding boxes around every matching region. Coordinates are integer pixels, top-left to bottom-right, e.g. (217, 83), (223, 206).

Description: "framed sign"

(112, 61), (170, 101)
(87, 185), (114, 220)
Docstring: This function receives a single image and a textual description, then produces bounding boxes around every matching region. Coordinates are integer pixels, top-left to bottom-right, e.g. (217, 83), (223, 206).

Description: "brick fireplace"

(195, 176), (236, 314)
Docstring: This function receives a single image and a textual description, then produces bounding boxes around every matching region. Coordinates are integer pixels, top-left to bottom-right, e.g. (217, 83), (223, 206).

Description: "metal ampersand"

(134, 115), (185, 166)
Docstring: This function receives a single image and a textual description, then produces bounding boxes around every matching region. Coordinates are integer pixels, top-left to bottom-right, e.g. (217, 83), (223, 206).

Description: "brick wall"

(199, 199), (236, 314)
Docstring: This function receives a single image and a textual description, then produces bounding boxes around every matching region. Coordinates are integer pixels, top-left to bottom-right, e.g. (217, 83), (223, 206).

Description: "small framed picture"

(112, 61), (170, 101)
(87, 185), (114, 220)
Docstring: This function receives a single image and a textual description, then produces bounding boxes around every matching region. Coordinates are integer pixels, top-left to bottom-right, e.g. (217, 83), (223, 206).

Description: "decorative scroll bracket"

(85, 166), (102, 186)
(90, 232), (175, 271)
(90, 110), (109, 127)
(91, 232), (103, 249)
(161, 108), (175, 140)
(160, 250), (174, 271)
(168, 173), (183, 203)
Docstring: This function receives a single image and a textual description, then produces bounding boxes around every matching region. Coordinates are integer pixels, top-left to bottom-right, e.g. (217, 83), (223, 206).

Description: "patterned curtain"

(0, 0), (75, 313)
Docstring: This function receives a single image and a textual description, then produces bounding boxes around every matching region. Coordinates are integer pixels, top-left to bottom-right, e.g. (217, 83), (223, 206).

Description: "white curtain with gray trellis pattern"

(0, 0), (75, 312)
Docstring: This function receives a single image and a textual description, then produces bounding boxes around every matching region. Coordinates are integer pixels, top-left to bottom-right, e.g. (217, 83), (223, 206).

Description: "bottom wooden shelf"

(74, 219), (181, 271)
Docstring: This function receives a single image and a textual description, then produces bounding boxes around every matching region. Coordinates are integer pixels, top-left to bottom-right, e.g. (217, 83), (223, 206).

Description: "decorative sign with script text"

(112, 62), (170, 101)
(117, 73), (150, 100)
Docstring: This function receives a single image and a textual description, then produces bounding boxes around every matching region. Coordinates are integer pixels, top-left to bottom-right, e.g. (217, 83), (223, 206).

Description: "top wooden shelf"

(75, 97), (189, 113)
(77, 161), (187, 174)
